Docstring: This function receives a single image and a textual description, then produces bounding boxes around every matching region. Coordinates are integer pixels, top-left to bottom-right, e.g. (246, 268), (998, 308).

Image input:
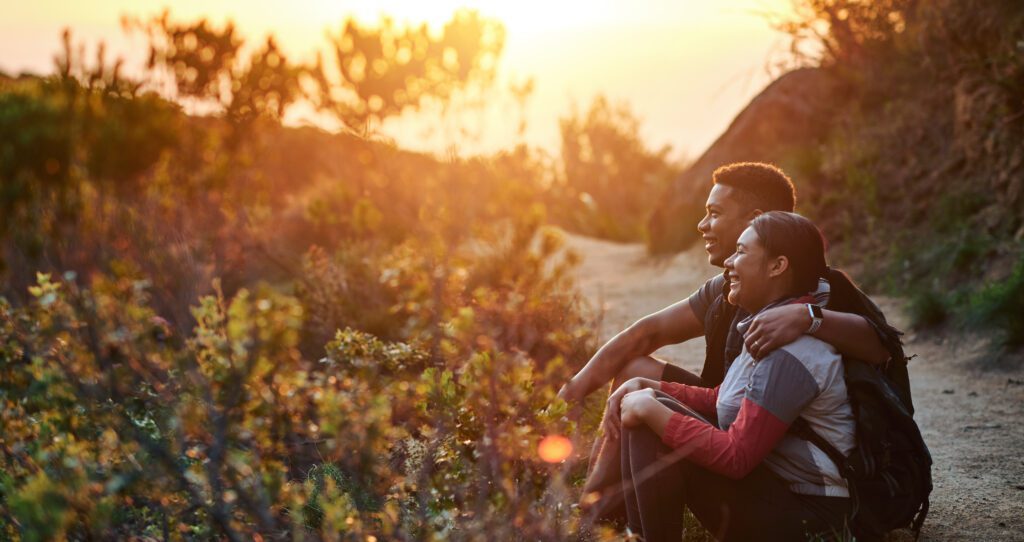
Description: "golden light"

(0, 0), (803, 157)
(581, 491), (602, 507)
(316, 0), (617, 36)
(537, 434), (573, 463)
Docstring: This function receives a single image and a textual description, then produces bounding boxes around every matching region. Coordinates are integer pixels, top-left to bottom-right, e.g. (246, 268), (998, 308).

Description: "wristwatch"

(806, 304), (824, 334)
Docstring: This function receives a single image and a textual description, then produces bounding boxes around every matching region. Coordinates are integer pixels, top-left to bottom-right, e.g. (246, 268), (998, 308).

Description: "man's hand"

(744, 303), (811, 359)
(557, 299), (704, 404)
(601, 377), (655, 441)
(557, 377), (583, 403)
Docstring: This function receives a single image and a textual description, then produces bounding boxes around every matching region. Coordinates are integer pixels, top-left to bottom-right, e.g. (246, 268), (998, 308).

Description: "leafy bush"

(907, 287), (948, 328)
(0, 219), (602, 538)
(764, 0), (1024, 345)
(970, 254), (1024, 348)
(0, 9), (668, 539)
(557, 95), (680, 242)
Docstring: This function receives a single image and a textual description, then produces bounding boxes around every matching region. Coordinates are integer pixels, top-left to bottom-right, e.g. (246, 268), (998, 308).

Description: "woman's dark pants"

(620, 394), (851, 541)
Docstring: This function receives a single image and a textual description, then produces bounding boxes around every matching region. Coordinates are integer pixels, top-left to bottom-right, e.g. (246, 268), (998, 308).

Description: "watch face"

(810, 304), (824, 319)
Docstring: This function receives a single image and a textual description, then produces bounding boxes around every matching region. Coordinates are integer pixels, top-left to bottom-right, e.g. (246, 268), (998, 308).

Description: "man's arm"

(558, 298), (704, 402)
(744, 305), (890, 364)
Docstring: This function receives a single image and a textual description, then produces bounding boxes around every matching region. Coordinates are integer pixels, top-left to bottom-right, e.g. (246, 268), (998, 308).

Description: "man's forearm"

(816, 309), (891, 365)
(562, 322), (655, 401)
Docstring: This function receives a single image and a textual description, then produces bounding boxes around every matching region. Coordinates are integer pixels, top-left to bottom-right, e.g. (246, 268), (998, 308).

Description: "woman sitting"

(605, 211), (854, 541)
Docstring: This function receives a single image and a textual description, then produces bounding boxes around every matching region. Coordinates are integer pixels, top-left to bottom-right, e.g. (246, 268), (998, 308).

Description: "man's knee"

(612, 356), (664, 389)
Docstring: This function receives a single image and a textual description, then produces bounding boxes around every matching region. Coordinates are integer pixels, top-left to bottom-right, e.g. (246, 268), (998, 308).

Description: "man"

(560, 162), (894, 519)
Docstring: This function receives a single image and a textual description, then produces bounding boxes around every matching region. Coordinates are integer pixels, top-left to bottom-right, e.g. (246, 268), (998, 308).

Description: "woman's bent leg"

(620, 395), (851, 541)
(621, 413), (688, 541)
(621, 393), (714, 541)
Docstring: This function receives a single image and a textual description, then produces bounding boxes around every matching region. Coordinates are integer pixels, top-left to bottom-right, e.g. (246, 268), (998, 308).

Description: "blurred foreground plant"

(1, 217), (613, 539)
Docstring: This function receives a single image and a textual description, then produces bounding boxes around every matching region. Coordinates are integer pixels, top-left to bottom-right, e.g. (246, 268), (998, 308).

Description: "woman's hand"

(621, 388), (675, 439)
(620, 388), (659, 429)
(602, 377), (655, 441)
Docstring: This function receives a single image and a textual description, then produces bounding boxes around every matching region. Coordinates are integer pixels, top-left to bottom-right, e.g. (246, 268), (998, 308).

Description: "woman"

(605, 211), (854, 541)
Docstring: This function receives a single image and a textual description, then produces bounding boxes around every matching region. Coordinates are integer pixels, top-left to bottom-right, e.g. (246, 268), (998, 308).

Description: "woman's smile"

(724, 227), (773, 312)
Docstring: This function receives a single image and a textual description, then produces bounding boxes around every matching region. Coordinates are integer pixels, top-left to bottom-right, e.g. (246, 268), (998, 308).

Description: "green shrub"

(969, 254), (1024, 348)
(0, 216), (603, 539)
(907, 287), (948, 327)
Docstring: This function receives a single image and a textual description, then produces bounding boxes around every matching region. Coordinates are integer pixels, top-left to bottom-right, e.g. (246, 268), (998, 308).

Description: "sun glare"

(319, 0), (617, 36)
(538, 435), (573, 463)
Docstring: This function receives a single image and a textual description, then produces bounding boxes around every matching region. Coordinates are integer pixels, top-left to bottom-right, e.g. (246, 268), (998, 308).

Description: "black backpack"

(793, 269), (932, 541)
(701, 268), (933, 540)
(791, 359), (932, 541)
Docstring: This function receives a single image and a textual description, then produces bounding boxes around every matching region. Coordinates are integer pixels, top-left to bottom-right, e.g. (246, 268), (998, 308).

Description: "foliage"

(776, 0), (913, 70)
(1, 8), (517, 316)
(0, 34), (179, 261)
(557, 95), (680, 242)
(310, 10), (505, 133)
(770, 0), (1024, 348)
(0, 8), (671, 539)
(969, 254), (1024, 348)
(1, 216), (603, 538)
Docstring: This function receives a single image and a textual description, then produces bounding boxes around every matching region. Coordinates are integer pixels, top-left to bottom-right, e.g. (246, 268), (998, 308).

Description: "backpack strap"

(789, 417), (847, 469)
(825, 269), (915, 413)
(790, 416), (930, 541)
(789, 417), (861, 519)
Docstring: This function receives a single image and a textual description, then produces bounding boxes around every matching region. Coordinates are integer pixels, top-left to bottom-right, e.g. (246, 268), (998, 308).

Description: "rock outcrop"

(647, 67), (847, 253)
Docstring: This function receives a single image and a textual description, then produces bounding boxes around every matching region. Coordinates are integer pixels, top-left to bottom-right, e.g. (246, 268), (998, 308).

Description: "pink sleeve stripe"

(660, 397), (789, 479)
(660, 381), (718, 415)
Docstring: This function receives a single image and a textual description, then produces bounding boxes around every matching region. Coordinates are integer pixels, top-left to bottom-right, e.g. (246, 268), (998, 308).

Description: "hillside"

(648, 0), (1024, 349)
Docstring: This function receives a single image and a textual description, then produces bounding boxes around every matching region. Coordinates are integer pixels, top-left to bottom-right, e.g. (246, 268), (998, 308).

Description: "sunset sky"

(0, 0), (796, 160)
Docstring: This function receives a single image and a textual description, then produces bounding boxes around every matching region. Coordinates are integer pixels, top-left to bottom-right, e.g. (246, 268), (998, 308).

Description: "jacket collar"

(736, 294), (814, 336)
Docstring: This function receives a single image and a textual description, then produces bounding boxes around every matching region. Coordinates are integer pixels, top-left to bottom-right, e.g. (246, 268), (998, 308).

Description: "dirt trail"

(565, 233), (1024, 541)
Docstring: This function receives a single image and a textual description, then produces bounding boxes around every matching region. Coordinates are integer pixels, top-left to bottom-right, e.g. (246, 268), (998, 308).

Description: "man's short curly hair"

(712, 162), (796, 213)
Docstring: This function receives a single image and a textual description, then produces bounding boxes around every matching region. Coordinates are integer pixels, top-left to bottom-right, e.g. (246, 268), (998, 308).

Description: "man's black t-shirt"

(681, 274), (830, 379)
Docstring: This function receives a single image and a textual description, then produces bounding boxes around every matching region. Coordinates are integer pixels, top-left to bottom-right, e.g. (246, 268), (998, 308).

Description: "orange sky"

(0, 0), (796, 160)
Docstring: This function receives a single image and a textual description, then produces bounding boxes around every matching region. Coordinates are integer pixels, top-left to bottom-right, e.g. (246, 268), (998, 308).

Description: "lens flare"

(537, 434), (573, 463)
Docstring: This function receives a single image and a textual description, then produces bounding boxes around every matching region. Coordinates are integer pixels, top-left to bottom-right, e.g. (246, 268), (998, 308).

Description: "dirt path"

(565, 233), (1024, 541)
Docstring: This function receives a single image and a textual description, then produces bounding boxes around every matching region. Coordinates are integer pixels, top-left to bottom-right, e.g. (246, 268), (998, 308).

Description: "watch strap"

(806, 303), (823, 334)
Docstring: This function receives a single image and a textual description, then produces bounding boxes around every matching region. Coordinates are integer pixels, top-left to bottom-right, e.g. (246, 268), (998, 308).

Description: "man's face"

(696, 183), (758, 267)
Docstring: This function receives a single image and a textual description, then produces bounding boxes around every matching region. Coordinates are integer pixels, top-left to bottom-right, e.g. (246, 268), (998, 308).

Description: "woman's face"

(723, 226), (773, 312)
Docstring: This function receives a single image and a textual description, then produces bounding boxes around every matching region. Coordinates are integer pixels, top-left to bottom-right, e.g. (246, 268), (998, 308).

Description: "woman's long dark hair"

(749, 211), (828, 294)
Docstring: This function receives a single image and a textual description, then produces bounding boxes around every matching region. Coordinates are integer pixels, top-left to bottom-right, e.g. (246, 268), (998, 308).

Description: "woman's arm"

(607, 378), (719, 441)
(659, 381), (718, 415)
(647, 396), (789, 479)
(622, 350), (820, 480)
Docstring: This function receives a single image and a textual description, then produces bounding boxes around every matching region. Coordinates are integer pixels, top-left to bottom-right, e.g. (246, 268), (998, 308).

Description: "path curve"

(565, 232), (1024, 541)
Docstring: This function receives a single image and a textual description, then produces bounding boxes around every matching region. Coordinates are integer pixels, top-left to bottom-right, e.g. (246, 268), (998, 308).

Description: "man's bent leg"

(661, 362), (702, 387)
(582, 355), (672, 524)
(581, 357), (703, 521)
(612, 355), (669, 388)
